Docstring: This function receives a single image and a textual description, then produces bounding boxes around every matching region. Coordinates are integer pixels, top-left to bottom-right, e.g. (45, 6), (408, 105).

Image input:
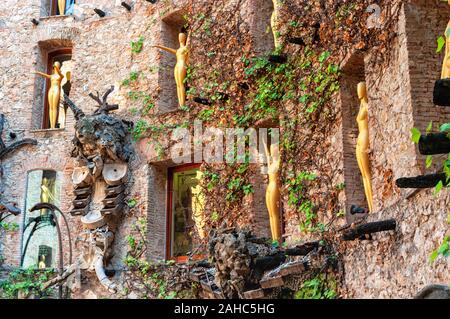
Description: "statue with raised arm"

(356, 82), (374, 212)
(152, 33), (189, 108)
(263, 138), (282, 243)
(35, 62), (64, 129)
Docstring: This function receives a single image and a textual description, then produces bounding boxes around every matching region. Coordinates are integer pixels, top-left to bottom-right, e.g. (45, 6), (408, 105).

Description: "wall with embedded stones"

(0, 0), (449, 299)
(342, 1), (450, 298)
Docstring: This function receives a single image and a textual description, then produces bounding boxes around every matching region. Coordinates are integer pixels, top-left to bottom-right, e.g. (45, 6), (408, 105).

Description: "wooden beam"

(342, 219), (397, 241)
(396, 173), (448, 189)
(419, 133), (450, 155)
(433, 79), (450, 107)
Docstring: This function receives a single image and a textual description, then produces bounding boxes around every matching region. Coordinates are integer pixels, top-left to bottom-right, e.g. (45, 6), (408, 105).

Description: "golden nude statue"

(441, 20), (450, 79)
(263, 139), (282, 243)
(38, 255), (46, 269)
(35, 62), (64, 129)
(152, 33), (189, 108)
(271, 0), (281, 48)
(356, 82), (374, 212)
(58, 0), (66, 15)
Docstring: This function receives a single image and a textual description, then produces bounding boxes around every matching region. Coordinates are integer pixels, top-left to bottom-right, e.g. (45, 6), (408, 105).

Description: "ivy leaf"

(437, 36), (446, 53)
(127, 198), (137, 208)
(434, 180), (443, 195)
(429, 249), (439, 263)
(410, 127), (421, 144)
(426, 155), (433, 168)
(319, 51), (331, 63)
(440, 122), (450, 132)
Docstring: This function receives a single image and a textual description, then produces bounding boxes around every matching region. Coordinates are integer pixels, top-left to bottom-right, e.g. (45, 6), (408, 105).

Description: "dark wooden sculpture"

(0, 114), (37, 160)
(0, 202), (21, 223)
(62, 88), (132, 292)
(207, 228), (322, 299)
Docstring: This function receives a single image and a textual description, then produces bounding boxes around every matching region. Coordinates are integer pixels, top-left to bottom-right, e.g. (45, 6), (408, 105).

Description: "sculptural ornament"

(263, 139), (282, 242)
(35, 62), (64, 129)
(271, 0), (281, 48)
(356, 82), (374, 212)
(441, 20), (450, 79)
(152, 33), (189, 108)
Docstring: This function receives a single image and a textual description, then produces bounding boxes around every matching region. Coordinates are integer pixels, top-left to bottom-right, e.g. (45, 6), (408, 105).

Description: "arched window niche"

(32, 40), (73, 130)
(21, 169), (62, 269)
(41, 0), (76, 17)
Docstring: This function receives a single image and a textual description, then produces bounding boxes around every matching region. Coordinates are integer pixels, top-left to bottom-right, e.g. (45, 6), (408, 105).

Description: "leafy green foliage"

(294, 274), (337, 299)
(127, 198), (138, 208)
(0, 221), (19, 232)
(437, 36), (446, 53)
(411, 127), (421, 144)
(0, 267), (56, 299)
(123, 218), (197, 299)
(131, 36), (145, 54)
(430, 235), (450, 263)
(286, 172), (319, 233)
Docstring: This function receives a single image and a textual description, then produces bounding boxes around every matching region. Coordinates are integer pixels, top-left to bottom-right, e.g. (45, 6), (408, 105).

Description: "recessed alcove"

(157, 9), (188, 113)
(248, 0), (275, 54)
(339, 53), (369, 223)
(32, 39), (72, 130)
(21, 169), (62, 268)
(40, 0), (75, 17)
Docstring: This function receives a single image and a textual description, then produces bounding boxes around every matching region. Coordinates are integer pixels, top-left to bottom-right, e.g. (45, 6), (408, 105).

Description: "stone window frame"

(157, 8), (188, 113)
(166, 163), (204, 262)
(31, 42), (73, 131)
(339, 52), (370, 223)
(41, 48), (72, 130)
(41, 0), (76, 17)
(20, 168), (62, 269)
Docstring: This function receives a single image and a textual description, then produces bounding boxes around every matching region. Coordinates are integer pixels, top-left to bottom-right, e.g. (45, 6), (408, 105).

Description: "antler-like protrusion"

(63, 93), (86, 121)
(89, 86), (119, 115)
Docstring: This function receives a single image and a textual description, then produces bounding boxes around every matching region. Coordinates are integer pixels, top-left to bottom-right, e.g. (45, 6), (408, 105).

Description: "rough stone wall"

(0, 0), (448, 299)
(342, 188), (449, 298)
(342, 1), (450, 298)
(0, 0), (163, 269)
(404, 1), (450, 171)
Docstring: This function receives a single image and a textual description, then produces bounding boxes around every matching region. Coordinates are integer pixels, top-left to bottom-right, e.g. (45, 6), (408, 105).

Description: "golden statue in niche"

(441, 20), (450, 79)
(35, 62), (64, 129)
(38, 255), (46, 269)
(58, 0), (66, 15)
(152, 33), (189, 108)
(356, 82), (374, 212)
(191, 170), (206, 239)
(271, 0), (281, 48)
(263, 138), (282, 243)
